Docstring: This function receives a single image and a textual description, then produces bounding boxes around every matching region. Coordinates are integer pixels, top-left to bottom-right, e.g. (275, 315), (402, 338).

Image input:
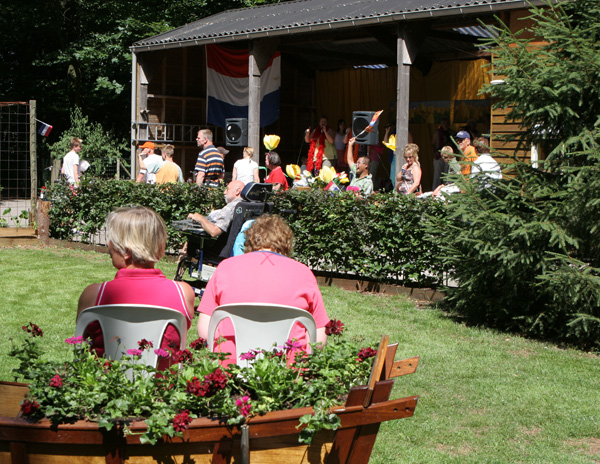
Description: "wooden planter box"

(0, 227), (38, 246)
(0, 343), (418, 464)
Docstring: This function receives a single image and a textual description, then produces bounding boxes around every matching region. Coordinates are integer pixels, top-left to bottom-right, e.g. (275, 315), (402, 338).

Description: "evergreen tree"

(432, 0), (600, 350)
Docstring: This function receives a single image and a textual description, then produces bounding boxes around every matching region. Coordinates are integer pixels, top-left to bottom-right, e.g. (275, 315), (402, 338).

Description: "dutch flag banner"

(37, 122), (53, 137)
(206, 44), (280, 128)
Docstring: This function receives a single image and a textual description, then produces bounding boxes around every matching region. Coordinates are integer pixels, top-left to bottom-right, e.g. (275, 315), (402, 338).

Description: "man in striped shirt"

(195, 129), (224, 186)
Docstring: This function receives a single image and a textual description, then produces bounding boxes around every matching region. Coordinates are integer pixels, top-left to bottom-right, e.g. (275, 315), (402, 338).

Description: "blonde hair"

(440, 145), (455, 163)
(403, 143), (420, 163)
(245, 215), (294, 257)
(106, 206), (166, 265)
(70, 137), (82, 149)
(243, 147), (254, 160)
(163, 144), (174, 158)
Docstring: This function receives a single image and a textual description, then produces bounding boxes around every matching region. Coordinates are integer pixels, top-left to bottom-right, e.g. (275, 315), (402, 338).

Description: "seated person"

(197, 214), (329, 365)
(187, 180), (244, 237)
(77, 206), (195, 370)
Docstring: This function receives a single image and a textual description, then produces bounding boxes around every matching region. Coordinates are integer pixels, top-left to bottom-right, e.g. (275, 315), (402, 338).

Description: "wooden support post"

(395, 25), (413, 183)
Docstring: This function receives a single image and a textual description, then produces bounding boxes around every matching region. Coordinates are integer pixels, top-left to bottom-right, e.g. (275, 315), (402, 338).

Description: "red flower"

(22, 322), (43, 337)
(190, 338), (207, 350)
(325, 319), (344, 336)
(357, 347), (377, 362)
(171, 349), (193, 364)
(50, 375), (63, 388)
(186, 377), (210, 397)
(20, 399), (40, 416)
(172, 410), (192, 432)
(204, 367), (227, 396)
(138, 339), (153, 350)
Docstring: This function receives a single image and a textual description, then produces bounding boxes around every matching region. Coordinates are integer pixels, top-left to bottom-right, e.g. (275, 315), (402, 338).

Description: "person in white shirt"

(232, 147), (259, 185)
(61, 138), (82, 185)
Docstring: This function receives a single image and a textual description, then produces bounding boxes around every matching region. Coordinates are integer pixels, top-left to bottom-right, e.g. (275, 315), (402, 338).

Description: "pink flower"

(236, 396), (252, 417)
(172, 410), (192, 432)
(20, 399), (40, 416)
(50, 375), (63, 388)
(284, 339), (303, 351)
(154, 348), (170, 358)
(65, 336), (85, 345)
(22, 323), (43, 337)
(325, 319), (344, 336)
(127, 349), (142, 357)
(239, 350), (258, 361)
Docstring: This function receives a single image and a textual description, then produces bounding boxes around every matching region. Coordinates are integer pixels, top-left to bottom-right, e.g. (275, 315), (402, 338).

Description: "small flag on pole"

(37, 120), (53, 137)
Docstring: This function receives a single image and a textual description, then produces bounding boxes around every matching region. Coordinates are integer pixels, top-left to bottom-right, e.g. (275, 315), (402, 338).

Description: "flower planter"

(0, 343), (419, 464)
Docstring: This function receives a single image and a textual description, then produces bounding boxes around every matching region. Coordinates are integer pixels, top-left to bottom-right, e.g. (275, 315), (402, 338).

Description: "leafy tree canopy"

(0, 0), (281, 143)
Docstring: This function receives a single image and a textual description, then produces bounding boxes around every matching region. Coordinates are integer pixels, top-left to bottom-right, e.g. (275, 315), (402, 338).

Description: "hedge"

(44, 179), (449, 286)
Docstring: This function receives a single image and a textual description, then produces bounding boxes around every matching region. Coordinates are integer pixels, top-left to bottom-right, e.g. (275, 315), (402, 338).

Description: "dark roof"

(132, 0), (532, 52)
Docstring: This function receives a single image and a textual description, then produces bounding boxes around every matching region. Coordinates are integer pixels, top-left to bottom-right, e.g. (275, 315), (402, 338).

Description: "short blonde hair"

(244, 215), (293, 257)
(106, 206), (166, 265)
(440, 145), (455, 163)
(403, 143), (420, 163)
(163, 144), (174, 157)
(70, 137), (82, 149)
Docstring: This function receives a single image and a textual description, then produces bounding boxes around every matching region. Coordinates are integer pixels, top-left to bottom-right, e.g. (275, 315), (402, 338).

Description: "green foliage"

(430, 151), (600, 350)
(10, 323), (375, 445)
(45, 179), (225, 251)
(48, 107), (128, 178)
(0, 0), (243, 140)
(482, 0), (600, 157)
(273, 189), (450, 285)
(44, 180), (449, 286)
(429, 0), (600, 350)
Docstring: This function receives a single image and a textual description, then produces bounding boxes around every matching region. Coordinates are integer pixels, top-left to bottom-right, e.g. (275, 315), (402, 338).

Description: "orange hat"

(139, 141), (155, 149)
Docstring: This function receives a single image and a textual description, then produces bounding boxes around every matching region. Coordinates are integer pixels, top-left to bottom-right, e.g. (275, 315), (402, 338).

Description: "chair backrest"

(75, 304), (188, 369)
(207, 303), (317, 364)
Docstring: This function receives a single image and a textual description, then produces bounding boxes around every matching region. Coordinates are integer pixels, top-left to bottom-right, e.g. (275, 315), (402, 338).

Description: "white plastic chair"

(75, 304), (188, 370)
(207, 303), (317, 364)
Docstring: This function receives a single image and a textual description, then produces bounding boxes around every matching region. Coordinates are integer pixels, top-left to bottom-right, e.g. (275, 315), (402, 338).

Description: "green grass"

(1, 246), (599, 463)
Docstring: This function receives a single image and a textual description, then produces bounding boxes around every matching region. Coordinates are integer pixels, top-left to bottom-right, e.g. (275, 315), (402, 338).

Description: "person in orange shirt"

(454, 130), (478, 175)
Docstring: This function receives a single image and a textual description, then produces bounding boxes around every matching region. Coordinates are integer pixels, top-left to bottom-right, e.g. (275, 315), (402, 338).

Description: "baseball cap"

(455, 130), (471, 140)
(216, 147), (229, 156)
(139, 141), (155, 149)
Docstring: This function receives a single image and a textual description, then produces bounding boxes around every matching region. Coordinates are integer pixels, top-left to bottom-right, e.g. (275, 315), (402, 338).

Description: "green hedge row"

(45, 179), (449, 286)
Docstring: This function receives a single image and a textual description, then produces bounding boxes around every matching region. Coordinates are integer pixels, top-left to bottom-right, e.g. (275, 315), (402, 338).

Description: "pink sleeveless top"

(84, 268), (191, 370)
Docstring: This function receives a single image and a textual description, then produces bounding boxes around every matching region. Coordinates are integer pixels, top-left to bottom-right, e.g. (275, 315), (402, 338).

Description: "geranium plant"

(9, 319), (377, 445)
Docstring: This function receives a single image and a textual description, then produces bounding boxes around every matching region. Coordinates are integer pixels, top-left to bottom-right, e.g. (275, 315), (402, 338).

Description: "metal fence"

(0, 101), (35, 200)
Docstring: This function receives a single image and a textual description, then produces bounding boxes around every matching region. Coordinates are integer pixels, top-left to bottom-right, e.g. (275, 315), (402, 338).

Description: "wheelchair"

(172, 182), (275, 297)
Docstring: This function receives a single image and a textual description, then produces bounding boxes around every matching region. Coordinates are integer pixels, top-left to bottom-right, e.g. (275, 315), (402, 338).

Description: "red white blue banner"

(206, 44), (280, 128)
(37, 122), (53, 137)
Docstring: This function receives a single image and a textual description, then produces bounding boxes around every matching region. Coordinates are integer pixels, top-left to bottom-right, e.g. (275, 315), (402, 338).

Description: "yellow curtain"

(315, 60), (491, 190)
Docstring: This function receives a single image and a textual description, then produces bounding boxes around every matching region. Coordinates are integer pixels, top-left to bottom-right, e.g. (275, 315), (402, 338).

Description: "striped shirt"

(195, 145), (224, 183)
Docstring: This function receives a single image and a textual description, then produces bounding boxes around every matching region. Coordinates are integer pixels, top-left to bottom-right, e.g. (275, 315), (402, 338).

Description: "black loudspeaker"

(352, 111), (379, 145)
(225, 118), (248, 146)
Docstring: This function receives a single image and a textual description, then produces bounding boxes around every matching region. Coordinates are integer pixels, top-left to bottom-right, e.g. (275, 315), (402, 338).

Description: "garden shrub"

(428, 152), (600, 350)
(45, 179), (449, 286)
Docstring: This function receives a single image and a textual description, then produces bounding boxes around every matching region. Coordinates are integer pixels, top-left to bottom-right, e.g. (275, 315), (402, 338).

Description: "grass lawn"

(0, 246), (598, 463)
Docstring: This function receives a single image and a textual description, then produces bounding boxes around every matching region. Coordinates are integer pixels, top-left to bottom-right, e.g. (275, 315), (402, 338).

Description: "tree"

(0, 0), (282, 144)
(482, 0), (600, 158)
(432, 0), (600, 350)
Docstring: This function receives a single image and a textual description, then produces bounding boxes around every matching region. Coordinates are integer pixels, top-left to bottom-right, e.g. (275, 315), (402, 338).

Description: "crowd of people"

(61, 117), (500, 199)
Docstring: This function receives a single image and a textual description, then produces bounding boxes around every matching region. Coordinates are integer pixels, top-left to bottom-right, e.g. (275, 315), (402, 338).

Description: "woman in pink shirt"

(77, 206), (195, 370)
(197, 215), (329, 364)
